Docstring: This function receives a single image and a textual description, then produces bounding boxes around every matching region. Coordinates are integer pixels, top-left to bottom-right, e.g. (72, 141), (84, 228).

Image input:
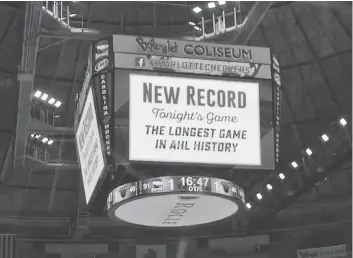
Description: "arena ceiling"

(0, 1), (350, 243)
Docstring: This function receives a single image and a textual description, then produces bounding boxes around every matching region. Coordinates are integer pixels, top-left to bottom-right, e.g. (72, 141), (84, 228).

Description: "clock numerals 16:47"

(180, 177), (209, 187)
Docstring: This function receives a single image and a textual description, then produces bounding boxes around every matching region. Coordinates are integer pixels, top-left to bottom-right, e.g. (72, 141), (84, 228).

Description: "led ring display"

(107, 176), (245, 228)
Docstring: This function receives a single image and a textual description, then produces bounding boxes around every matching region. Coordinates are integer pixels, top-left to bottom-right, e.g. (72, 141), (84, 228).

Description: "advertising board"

(128, 73), (275, 167)
(75, 87), (106, 204)
(114, 53), (272, 79)
(297, 245), (347, 258)
(112, 35), (271, 64)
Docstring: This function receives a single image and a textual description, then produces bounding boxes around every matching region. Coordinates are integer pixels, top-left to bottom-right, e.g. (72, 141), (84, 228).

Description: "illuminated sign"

(112, 35), (271, 64)
(75, 87), (106, 204)
(129, 73), (261, 166)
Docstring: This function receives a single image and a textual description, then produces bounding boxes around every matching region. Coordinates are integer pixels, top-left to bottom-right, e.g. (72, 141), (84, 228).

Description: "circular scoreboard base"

(107, 176), (246, 228)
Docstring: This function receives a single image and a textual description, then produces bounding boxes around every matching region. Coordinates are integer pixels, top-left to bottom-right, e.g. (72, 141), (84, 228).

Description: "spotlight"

(321, 134), (329, 142)
(279, 173), (285, 180)
(41, 93), (48, 101)
(193, 6), (202, 13)
(266, 184), (273, 190)
(305, 148), (313, 156)
(219, 0), (226, 5)
(339, 118), (347, 126)
(291, 161), (298, 168)
(42, 138), (49, 143)
(34, 90), (42, 98)
(47, 139), (54, 145)
(194, 26), (201, 31)
(208, 2), (216, 8)
(188, 21), (196, 26)
(48, 98), (56, 105)
(246, 203), (251, 209)
(256, 193), (262, 200)
(54, 101), (62, 108)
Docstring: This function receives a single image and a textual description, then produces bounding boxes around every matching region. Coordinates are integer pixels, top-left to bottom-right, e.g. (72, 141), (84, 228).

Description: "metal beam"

(233, 1), (273, 44)
(0, 137), (14, 183)
(27, 118), (74, 135)
(14, 73), (35, 168)
(0, 8), (20, 48)
(14, 2), (43, 168)
(65, 3), (93, 239)
(25, 156), (78, 170)
(45, 243), (108, 254)
(39, 28), (104, 41)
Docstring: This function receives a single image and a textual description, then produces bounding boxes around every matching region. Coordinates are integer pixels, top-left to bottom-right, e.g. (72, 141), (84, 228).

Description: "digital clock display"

(107, 176), (245, 209)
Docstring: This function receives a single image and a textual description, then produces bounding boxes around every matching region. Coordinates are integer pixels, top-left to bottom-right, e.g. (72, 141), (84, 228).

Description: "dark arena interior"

(0, 1), (351, 258)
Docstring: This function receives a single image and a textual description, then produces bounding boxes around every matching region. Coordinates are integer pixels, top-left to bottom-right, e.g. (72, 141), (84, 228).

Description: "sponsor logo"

(135, 37), (178, 54)
(95, 59), (109, 72)
(184, 44), (252, 61)
(272, 56), (279, 68)
(95, 40), (109, 61)
(161, 198), (197, 225)
(151, 180), (163, 192)
(272, 56), (281, 86)
(135, 57), (145, 67)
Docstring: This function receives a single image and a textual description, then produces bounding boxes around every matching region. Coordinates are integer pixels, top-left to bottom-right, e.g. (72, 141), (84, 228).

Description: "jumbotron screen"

(114, 69), (275, 170)
(111, 35), (279, 170)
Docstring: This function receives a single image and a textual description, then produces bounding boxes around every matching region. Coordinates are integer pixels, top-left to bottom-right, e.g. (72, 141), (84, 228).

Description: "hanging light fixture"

(208, 2), (216, 8)
(321, 133), (329, 142)
(305, 148), (313, 156)
(290, 161), (298, 169)
(339, 118), (347, 127)
(193, 6), (202, 13)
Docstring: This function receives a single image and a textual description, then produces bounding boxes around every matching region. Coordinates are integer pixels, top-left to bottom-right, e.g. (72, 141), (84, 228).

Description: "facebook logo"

(135, 57), (145, 67)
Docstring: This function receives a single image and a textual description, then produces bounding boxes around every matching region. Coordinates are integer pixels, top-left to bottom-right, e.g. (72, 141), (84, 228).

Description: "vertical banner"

(271, 54), (281, 167)
(92, 38), (114, 165)
(136, 245), (166, 258)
